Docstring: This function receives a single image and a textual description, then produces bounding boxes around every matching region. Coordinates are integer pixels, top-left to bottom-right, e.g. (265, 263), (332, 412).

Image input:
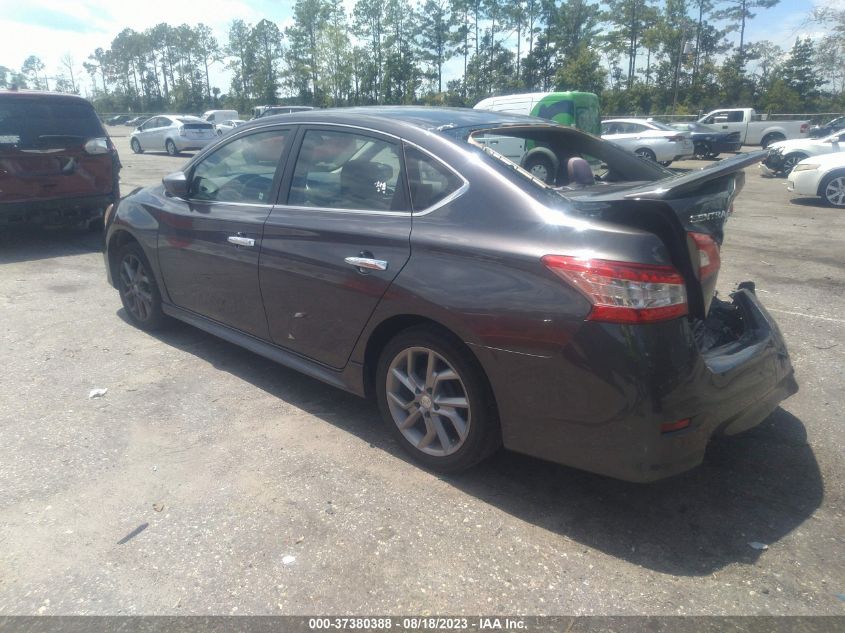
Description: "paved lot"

(1, 133), (843, 615)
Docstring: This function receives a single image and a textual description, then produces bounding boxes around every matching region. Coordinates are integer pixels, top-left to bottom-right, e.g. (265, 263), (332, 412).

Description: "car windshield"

(459, 124), (670, 192)
(0, 99), (104, 148)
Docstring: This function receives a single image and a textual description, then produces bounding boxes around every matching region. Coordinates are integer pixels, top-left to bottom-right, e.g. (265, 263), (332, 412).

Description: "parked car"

(103, 107), (796, 482)
(214, 119), (246, 136)
(129, 115), (216, 156)
(786, 151), (845, 207)
(255, 105), (315, 118)
(0, 89), (121, 227)
(808, 116), (845, 138)
(125, 116), (148, 127)
(670, 121), (742, 159)
(106, 114), (131, 125)
(601, 118), (694, 165)
(760, 130), (845, 176)
(474, 91), (601, 135)
(203, 109), (239, 124)
(697, 108), (809, 148)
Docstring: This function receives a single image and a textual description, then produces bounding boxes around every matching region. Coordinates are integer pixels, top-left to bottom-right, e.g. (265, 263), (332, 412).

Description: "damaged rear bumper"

(482, 287), (797, 482)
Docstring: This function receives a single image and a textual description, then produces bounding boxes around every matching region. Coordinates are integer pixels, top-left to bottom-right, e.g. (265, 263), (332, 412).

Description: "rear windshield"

(177, 118), (213, 129)
(0, 98), (104, 148)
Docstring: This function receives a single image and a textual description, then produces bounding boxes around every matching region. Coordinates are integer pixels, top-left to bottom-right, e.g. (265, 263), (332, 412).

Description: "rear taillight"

(542, 256), (688, 324)
(179, 126), (187, 137)
(688, 232), (721, 281)
(83, 137), (110, 155)
(667, 134), (685, 142)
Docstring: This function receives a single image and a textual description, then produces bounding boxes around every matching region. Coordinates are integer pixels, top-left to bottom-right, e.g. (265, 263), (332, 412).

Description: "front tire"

(523, 153), (556, 184)
(165, 139), (179, 156)
(116, 243), (166, 331)
(693, 141), (711, 160)
(780, 152), (808, 176)
(130, 138), (143, 154)
(376, 326), (500, 473)
(820, 172), (845, 207)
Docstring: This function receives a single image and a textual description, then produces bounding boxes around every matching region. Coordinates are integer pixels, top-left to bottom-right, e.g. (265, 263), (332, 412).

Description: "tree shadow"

(0, 226), (103, 265)
(136, 313), (823, 577)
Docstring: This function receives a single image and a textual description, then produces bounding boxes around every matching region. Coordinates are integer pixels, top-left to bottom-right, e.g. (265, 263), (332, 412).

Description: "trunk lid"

(0, 95), (115, 204)
(562, 151), (766, 318)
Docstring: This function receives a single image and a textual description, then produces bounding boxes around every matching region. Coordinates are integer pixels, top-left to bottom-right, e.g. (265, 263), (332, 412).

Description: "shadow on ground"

(789, 197), (829, 209)
(0, 226), (102, 265)
(136, 313), (823, 578)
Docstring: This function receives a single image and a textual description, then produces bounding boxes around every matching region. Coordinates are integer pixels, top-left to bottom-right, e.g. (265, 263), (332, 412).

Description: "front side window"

(288, 129), (404, 211)
(404, 146), (464, 211)
(189, 129), (289, 204)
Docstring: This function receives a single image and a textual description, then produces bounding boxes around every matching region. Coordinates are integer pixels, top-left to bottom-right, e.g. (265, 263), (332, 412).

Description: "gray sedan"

(103, 107), (795, 481)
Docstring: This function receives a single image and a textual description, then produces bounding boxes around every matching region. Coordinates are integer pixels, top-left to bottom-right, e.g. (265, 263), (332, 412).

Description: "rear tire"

(130, 138), (143, 154)
(376, 326), (501, 473)
(635, 148), (657, 162)
(820, 172), (845, 207)
(165, 139), (179, 156)
(116, 242), (167, 331)
(761, 133), (785, 149)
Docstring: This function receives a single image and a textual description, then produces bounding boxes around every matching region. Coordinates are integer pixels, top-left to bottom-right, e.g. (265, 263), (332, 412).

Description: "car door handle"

(344, 256), (388, 271)
(227, 236), (255, 247)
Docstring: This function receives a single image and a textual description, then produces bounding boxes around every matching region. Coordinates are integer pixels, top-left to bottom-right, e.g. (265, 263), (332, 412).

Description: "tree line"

(1, 0), (843, 117)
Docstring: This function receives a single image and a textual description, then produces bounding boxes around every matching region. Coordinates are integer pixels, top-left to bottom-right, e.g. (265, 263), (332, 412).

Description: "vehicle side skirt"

(161, 303), (366, 397)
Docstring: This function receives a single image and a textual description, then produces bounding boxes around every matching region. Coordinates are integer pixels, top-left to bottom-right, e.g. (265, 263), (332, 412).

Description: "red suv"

(0, 90), (120, 228)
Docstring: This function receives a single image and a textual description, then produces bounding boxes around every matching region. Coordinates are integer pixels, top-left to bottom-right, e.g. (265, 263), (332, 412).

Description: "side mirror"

(163, 171), (189, 198)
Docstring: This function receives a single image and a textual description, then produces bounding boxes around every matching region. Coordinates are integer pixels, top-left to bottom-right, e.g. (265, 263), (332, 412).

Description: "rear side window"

(288, 129), (405, 211)
(189, 130), (289, 204)
(0, 98), (104, 148)
(404, 146), (464, 212)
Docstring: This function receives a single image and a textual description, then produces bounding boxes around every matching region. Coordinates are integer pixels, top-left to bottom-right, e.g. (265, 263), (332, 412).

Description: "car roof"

(0, 89), (93, 104)
(243, 106), (546, 134)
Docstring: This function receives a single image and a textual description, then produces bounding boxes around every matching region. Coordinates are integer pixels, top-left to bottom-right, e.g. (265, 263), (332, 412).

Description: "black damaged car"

(671, 121), (743, 159)
(102, 107), (797, 482)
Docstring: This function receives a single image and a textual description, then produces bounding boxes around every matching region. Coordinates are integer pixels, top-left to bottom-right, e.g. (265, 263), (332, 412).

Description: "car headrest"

(341, 160), (393, 205)
(567, 157), (595, 186)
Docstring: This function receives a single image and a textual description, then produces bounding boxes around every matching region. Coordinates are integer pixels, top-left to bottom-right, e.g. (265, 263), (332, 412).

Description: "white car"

(129, 115), (216, 156)
(787, 152), (845, 207)
(214, 119), (246, 136)
(760, 130), (845, 176)
(601, 118), (694, 165)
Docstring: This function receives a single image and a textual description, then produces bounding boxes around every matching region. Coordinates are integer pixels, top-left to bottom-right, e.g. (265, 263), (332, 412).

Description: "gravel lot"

(1, 131), (843, 616)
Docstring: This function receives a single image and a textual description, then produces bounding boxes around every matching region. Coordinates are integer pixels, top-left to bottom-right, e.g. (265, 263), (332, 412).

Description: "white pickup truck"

(697, 108), (809, 148)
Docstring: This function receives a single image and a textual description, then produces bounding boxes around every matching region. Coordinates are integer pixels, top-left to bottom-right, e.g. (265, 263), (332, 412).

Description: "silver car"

(129, 115), (216, 156)
(601, 118), (695, 166)
(214, 119), (246, 136)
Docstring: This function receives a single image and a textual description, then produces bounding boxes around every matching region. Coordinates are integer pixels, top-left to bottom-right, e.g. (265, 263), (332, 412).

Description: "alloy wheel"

(824, 176), (845, 207)
(385, 346), (471, 457)
(119, 253), (154, 322)
(781, 154), (805, 175)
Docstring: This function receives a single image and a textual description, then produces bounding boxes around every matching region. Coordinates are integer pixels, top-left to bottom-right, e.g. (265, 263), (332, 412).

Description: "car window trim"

(277, 123), (411, 214)
(183, 126), (295, 207)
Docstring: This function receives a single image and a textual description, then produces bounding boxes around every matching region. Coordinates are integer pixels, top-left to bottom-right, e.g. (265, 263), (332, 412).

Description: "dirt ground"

(0, 131), (843, 615)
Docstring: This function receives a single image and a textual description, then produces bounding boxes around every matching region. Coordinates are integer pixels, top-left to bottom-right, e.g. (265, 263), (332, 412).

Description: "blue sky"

(0, 0), (828, 97)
